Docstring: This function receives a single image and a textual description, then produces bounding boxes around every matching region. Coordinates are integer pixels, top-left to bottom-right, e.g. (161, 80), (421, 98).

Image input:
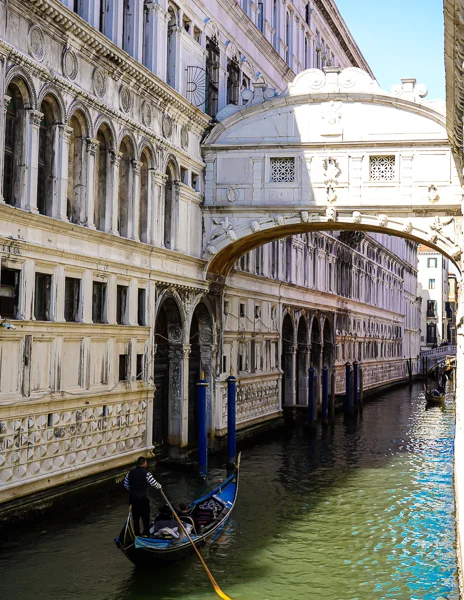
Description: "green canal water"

(0, 382), (458, 599)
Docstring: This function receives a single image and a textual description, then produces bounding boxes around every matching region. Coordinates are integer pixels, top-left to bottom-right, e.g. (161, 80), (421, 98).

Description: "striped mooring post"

(197, 371), (208, 479)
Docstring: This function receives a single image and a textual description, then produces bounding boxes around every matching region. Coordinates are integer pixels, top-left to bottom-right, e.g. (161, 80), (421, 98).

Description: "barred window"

(370, 156), (395, 181)
(270, 157), (295, 182)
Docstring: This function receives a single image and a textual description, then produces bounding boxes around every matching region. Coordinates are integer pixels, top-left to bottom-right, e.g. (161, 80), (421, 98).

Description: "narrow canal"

(0, 382), (458, 600)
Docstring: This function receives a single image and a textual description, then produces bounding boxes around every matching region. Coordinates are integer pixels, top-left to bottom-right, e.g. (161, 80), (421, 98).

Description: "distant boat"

(425, 388), (446, 405)
(115, 456), (240, 568)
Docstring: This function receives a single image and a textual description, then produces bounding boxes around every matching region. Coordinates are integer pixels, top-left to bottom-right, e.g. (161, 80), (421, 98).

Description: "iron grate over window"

(369, 155), (395, 181)
(270, 157), (295, 182)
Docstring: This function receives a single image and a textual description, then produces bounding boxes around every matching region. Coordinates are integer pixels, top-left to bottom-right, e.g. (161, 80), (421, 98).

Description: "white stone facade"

(0, 0), (452, 505)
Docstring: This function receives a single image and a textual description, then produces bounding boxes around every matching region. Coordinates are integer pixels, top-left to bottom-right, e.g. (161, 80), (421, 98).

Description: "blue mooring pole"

(353, 361), (359, 410)
(345, 362), (352, 414)
(308, 366), (316, 426)
(227, 371), (237, 467)
(322, 366), (329, 424)
(197, 371), (208, 479)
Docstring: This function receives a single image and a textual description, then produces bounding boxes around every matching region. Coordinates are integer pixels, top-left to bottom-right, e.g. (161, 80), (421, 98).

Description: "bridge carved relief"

(201, 67), (463, 278)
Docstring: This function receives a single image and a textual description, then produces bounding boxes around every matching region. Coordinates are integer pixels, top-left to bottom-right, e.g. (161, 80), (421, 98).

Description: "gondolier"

(124, 456), (162, 537)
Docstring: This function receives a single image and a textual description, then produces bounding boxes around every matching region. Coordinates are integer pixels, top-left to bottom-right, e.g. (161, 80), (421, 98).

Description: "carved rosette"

(162, 113), (173, 138)
(62, 47), (78, 81)
(119, 85), (133, 114)
(28, 24), (45, 62)
(93, 67), (107, 99)
(180, 125), (189, 150)
(141, 100), (152, 127)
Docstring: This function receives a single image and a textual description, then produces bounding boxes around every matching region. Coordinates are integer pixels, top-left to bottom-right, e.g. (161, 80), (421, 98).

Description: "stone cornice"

(312, 0), (374, 77)
(22, 0), (211, 129)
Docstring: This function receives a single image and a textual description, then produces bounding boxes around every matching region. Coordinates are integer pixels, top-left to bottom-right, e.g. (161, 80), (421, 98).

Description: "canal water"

(0, 382), (458, 600)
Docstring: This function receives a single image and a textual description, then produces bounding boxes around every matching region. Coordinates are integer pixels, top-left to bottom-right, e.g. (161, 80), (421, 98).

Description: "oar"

(158, 488), (232, 600)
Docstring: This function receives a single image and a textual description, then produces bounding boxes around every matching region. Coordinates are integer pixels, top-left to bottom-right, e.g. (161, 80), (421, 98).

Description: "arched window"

(94, 125), (112, 232)
(164, 163), (175, 249)
(118, 137), (134, 238)
(38, 96), (61, 217)
(3, 84), (26, 207)
(67, 111), (87, 225)
(139, 147), (152, 243)
(166, 7), (177, 87)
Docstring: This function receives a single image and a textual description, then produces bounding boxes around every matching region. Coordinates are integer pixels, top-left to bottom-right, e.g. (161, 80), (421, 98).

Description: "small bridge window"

(370, 155), (395, 181)
(270, 157), (295, 182)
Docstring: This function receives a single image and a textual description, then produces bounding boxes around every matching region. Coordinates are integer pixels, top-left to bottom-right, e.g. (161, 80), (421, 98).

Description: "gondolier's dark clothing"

(124, 467), (161, 536)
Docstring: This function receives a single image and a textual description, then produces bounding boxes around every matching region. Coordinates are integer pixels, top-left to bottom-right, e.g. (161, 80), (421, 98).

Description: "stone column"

(153, 4), (170, 80)
(200, 344), (214, 439)
(168, 345), (184, 447)
(81, 269), (93, 324)
(284, 344), (297, 405)
(108, 150), (122, 235)
(56, 124), (73, 221)
(131, 159), (142, 241)
(171, 181), (180, 251)
(0, 93), (11, 204)
(85, 137), (99, 229)
(24, 109), (43, 213)
(152, 171), (166, 245)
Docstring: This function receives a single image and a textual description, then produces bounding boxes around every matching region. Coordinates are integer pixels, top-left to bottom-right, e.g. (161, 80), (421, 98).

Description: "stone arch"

(117, 127), (138, 154)
(67, 108), (89, 225)
(155, 287), (188, 335)
(188, 301), (214, 445)
(93, 115), (117, 149)
(296, 313), (309, 405)
(137, 138), (157, 167)
(153, 295), (185, 447)
(37, 84), (66, 123)
(5, 66), (37, 108)
(94, 121), (114, 232)
(139, 144), (154, 243)
(67, 99), (94, 138)
(281, 311), (295, 407)
(163, 152), (180, 180)
(118, 134), (136, 238)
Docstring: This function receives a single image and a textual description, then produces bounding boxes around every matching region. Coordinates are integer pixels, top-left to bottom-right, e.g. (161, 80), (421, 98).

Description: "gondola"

(425, 389), (446, 405)
(115, 455), (240, 568)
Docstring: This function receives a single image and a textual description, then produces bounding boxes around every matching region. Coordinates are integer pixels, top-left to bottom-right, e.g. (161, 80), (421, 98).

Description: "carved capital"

(86, 137), (100, 155)
(132, 159), (142, 175)
(110, 150), (123, 167)
(28, 109), (44, 127)
(3, 94), (12, 113)
(59, 123), (74, 143)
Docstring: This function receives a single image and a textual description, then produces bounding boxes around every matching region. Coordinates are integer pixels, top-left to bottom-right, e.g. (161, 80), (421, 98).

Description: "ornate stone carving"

(227, 186), (238, 203)
(119, 85), (132, 113)
(209, 217), (237, 242)
(93, 67), (107, 98)
(62, 47), (78, 81)
(352, 211), (362, 224)
(403, 221), (413, 233)
(29, 110), (44, 127)
(428, 184), (439, 203)
(86, 137), (99, 156)
(250, 220), (260, 232)
(28, 24), (45, 62)
(323, 157), (341, 185)
(326, 206), (336, 222)
(206, 245), (218, 255)
(321, 100), (342, 136)
(300, 211), (310, 223)
(180, 125), (189, 150)
(274, 215), (285, 226)
(168, 325), (182, 342)
(162, 113), (173, 138)
(377, 214), (388, 227)
(141, 100), (152, 127)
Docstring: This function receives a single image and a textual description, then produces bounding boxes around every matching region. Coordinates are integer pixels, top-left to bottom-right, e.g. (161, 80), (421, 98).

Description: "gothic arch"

(162, 152), (180, 180)
(67, 99), (94, 137)
(155, 287), (188, 338)
(5, 65), (37, 108)
(137, 138), (158, 167)
(37, 84), (66, 122)
(117, 127), (138, 154)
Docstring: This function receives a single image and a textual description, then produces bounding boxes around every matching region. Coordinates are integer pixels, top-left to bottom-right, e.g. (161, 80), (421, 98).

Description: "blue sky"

(335, 0), (445, 100)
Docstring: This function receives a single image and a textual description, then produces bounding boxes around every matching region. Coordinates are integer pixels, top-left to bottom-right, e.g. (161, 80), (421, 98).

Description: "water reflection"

(0, 383), (458, 600)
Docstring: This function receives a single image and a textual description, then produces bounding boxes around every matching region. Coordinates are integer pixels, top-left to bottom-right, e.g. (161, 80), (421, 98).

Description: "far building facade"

(417, 245), (450, 349)
(0, 0), (423, 506)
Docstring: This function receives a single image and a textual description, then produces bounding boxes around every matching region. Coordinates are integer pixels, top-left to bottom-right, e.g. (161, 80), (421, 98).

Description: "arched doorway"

(322, 318), (333, 370)
(153, 297), (184, 447)
(281, 313), (295, 406)
(164, 162), (177, 250)
(296, 315), (309, 405)
(188, 302), (213, 446)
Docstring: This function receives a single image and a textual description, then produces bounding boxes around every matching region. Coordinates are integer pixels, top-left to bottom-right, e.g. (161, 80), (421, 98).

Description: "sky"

(335, 0), (445, 100)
